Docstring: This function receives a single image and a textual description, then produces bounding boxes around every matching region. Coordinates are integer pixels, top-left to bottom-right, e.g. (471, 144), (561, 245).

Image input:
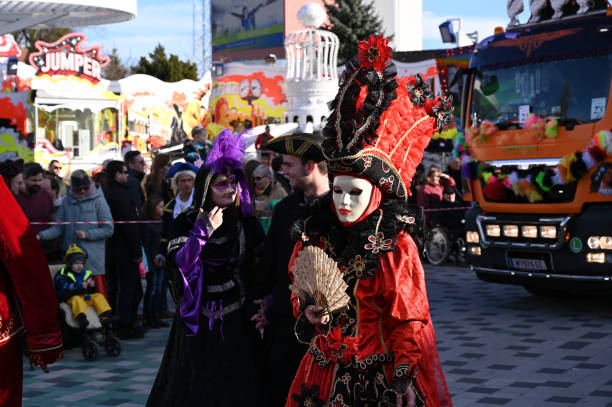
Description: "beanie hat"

(70, 169), (91, 190)
(66, 252), (86, 268)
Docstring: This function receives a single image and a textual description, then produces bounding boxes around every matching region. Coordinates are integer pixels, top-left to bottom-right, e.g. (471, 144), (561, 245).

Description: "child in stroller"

(54, 244), (120, 360)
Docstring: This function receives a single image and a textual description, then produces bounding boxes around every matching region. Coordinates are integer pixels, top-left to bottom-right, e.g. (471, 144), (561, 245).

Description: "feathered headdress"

(205, 129), (245, 174)
(323, 35), (454, 198)
(200, 129), (251, 216)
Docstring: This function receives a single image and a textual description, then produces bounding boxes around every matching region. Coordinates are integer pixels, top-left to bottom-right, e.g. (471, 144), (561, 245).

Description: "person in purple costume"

(147, 130), (266, 407)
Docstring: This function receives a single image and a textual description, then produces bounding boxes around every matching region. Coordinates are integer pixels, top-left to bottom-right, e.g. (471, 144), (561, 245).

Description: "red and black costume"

(285, 36), (454, 407)
(0, 178), (63, 407)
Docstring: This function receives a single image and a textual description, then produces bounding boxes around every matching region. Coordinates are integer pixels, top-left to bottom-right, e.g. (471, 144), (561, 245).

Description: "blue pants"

(144, 267), (166, 314)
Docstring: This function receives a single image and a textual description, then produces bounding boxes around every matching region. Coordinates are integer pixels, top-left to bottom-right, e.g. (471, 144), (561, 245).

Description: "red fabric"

(255, 132), (273, 150)
(373, 77), (438, 192)
(93, 275), (108, 300)
(0, 333), (23, 407)
(15, 188), (54, 234)
(0, 180), (63, 378)
(330, 175), (382, 227)
(286, 233), (453, 406)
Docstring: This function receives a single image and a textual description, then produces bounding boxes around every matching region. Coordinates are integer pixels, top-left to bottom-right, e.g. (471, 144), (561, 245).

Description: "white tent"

(0, 0), (136, 35)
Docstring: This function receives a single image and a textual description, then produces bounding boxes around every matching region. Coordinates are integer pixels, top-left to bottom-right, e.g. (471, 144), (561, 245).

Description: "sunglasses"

(75, 185), (89, 192)
(51, 166), (62, 170)
(253, 176), (265, 181)
(122, 170), (129, 174)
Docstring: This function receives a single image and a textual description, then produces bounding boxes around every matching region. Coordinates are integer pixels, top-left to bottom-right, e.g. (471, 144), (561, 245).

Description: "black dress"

(147, 211), (266, 407)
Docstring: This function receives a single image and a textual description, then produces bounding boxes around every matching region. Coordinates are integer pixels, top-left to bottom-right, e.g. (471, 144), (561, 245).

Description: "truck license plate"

(508, 258), (547, 271)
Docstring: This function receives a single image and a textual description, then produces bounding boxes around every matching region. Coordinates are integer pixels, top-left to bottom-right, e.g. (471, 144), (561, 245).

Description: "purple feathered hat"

(198, 129), (252, 216)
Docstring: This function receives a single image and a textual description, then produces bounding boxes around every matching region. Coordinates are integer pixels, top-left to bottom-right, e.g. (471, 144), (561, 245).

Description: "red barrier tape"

(422, 206), (471, 212)
(32, 208), (471, 225)
(30, 220), (162, 225)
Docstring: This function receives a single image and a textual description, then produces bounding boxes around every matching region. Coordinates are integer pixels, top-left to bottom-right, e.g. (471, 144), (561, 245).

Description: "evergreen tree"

(131, 44), (198, 82)
(322, 0), (388, 65)
(103, 48), (129, 80)
(12, 28), (72, 60)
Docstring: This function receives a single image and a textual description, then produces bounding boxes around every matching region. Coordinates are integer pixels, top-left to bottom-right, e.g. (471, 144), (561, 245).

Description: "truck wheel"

(425, 227), (451, 265)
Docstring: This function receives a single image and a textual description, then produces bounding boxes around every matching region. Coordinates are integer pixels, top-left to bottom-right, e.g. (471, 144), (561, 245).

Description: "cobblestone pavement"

(23, 264), (612, 406)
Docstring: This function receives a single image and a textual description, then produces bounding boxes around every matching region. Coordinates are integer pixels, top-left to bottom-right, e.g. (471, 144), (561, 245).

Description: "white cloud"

(422, 10), (507, 43)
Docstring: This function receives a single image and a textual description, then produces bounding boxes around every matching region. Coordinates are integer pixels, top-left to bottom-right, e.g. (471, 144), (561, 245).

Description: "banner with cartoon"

(208, 62), (286, 137)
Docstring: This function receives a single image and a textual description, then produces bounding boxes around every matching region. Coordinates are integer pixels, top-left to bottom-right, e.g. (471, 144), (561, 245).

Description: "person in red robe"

(284, 36), (454, 407)
(0, 177), (63, 407)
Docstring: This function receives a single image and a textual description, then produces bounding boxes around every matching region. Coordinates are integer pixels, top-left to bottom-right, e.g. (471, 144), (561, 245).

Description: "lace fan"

(290, 245), (350, 316)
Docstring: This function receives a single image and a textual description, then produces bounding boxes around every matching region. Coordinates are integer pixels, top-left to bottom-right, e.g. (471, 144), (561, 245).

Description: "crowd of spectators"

(0, 136), (297, 342)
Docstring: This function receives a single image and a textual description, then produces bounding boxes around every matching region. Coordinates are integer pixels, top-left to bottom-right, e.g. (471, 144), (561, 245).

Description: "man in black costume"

(249, 132), (331, 406)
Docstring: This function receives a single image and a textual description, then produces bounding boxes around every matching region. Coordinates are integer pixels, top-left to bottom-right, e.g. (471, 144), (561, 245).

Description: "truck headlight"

(539, 225), (557, 239)
(587, 236), (600, 249)
(466, 231), (479, 243)
(469, 246), (481, 256)
(599, 236), (612, 250)
(486, 224), (500, 237)
(503, 225), (518, 238)
(586, 252), (605, 263)
(521, 225), (538, 238)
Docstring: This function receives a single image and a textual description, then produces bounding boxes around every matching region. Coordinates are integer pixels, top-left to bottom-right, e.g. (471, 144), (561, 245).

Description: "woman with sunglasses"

(148, 130), (266, 407)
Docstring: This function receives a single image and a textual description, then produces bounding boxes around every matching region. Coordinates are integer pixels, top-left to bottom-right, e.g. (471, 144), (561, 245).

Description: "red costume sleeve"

(287, 241), (303, 319)
(0, 180), (63, 365)
(378, 232), (429, 378)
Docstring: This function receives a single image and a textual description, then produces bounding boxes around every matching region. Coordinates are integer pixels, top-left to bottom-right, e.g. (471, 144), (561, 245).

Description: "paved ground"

(22, 264), (612, 407)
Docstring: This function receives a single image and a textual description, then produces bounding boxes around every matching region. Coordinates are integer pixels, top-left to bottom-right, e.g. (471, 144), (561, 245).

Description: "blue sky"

(82, 0), (529, 65)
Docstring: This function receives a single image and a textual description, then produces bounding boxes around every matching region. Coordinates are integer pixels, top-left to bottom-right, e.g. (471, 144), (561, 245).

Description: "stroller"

(57, 298), (122, 361)
(51, 247), (122, 361)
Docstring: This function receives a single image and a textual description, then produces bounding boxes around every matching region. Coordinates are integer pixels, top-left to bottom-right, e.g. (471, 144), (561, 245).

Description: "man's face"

(177, 174), (195, 196)
(25, 172), (43, 195)
(115, 166), (129, 185)
(130, 154), (146, 173)
(449, 158), (462, 171)
(49, 162), (62, 176)
(282, 154), (309, 190)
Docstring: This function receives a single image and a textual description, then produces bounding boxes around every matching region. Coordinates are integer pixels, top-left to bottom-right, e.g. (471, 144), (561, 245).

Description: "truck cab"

(460, 9), (612, 291)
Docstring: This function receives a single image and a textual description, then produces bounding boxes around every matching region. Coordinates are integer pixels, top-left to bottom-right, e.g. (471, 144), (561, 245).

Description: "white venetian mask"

(332, 175), (373, 224)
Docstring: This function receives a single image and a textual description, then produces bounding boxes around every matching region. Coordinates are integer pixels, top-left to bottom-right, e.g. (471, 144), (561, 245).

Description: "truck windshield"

(471, 53), (612, 128)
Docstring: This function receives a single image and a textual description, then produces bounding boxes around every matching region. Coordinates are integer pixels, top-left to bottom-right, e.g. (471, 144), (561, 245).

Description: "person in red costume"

(285, 35), (454, 407)
(0, 177), (63, 407)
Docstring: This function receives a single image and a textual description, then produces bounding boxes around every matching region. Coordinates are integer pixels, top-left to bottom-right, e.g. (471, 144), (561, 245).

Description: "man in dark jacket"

(249, 132), (332, 406)
(124, 150), (145, 214)
(104, 160), (144, 339)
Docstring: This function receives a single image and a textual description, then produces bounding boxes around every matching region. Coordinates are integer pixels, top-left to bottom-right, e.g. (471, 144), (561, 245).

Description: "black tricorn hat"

(263, 132), (325, 162)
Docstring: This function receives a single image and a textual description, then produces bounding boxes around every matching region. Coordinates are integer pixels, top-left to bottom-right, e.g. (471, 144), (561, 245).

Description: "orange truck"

(458, 8), (612, 293)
